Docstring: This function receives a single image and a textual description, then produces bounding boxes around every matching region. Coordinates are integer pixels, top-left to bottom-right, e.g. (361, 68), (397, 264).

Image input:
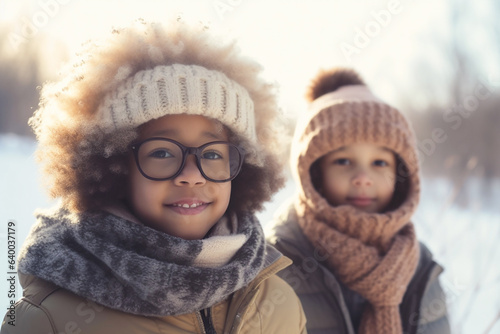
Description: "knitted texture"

(292, 85), (419, 196)
(292, 81), (421, 334)
(18, 206), (266, 316)
(95, 63), (260, 165)
(295, 203), (420, 334)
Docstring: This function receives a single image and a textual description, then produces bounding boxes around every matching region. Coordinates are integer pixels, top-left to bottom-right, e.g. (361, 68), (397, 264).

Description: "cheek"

(192, 181), (230, 203)
(127, 164), (158, 209)
(377, 169), (397, 193)
(215, 183), (232, 215)
(321, 169), (346, 198)
(127, 171), (143, 208)
(219, 183), (232, 206)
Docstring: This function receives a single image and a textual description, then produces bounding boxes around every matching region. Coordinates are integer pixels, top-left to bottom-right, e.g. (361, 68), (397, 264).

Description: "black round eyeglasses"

(130, 138), (245, 182)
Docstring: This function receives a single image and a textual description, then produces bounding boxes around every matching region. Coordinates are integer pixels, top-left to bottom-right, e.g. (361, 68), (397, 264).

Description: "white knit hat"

(95, 64), (260, 165)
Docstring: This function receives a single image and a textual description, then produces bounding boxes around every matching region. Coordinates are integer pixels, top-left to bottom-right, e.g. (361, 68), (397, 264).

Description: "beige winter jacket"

(2, 254), (307, 334)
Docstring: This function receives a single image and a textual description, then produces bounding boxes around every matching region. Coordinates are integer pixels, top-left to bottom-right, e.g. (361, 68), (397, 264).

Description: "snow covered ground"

(0, 134), (499, 333)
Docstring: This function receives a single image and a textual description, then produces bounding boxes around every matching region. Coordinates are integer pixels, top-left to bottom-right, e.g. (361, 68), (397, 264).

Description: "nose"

(352, 170), (373, 187)
(173, 155), (206, 186)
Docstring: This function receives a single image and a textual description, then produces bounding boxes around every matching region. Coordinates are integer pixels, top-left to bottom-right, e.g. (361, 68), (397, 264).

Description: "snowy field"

(0, 134), (499, 333)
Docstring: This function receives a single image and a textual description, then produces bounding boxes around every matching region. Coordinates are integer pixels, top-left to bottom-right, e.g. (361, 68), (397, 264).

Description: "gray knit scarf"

(17, 205), (266, 316)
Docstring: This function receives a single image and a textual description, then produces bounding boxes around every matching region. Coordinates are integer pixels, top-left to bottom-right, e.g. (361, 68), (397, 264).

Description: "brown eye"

(373, 160), (389, 167)
(334, 158), (350, 166)
(201, 151), (223, 160)
(148, 149), (174, 159)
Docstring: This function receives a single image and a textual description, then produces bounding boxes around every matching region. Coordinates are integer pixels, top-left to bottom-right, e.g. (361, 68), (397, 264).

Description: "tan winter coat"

(2, 253), (306, 334)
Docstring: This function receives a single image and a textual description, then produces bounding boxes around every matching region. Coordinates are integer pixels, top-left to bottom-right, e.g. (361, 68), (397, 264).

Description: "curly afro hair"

(30, 19), (286, 214)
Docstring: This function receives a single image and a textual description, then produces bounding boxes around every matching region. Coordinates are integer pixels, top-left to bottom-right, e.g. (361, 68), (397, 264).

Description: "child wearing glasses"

(267, 68), (450, 334)
(3, 21), (306, 333)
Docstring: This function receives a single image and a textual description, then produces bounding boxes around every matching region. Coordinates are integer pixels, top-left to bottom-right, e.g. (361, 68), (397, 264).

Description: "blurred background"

(0, 0), (499, 332)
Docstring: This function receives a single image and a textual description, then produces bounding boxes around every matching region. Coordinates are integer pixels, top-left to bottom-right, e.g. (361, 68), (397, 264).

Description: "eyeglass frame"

(130, 137), (246, 182)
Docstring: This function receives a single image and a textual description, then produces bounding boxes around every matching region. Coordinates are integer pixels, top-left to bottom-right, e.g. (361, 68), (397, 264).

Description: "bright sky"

(0, 0), (496, 116)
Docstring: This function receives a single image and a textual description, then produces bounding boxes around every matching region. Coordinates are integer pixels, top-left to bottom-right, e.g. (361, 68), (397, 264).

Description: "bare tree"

(401, 1), (500, 333)
(0, 26), (42, 137)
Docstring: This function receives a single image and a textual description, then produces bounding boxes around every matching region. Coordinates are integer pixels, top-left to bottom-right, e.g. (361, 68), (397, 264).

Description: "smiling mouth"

(165, 201), (210, 215)
(170, 203), (205, 209)
(346, 197), (375, 207)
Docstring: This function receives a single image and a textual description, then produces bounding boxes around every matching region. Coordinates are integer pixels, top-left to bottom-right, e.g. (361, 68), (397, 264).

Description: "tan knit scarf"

(296, 198), (420, 334)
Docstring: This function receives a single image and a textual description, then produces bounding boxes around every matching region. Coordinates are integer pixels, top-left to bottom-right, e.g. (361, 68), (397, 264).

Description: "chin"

(353, 205), (379, 213)
(180, 234), (204, 240)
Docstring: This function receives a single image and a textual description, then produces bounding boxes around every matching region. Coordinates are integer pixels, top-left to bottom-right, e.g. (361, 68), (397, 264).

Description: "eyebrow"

(334, 146), (347, 152)
(379, 147), (394, 154)
(148, 129), (225, 141)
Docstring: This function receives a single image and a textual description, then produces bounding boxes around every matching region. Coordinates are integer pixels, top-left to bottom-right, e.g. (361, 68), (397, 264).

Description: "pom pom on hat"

(306, 68), (365, 102)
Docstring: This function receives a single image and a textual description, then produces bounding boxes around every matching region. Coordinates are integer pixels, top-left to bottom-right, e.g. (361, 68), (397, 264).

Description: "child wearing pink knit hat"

(267, 68), (450, 334)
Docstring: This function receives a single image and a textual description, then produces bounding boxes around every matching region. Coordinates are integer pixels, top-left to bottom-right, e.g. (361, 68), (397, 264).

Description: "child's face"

(127, 114), (232, 239)
(318, 143), (396, 213)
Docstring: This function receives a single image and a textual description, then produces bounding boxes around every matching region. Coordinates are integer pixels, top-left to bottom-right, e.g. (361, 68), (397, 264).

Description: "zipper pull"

(200, 308), (217, 334)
